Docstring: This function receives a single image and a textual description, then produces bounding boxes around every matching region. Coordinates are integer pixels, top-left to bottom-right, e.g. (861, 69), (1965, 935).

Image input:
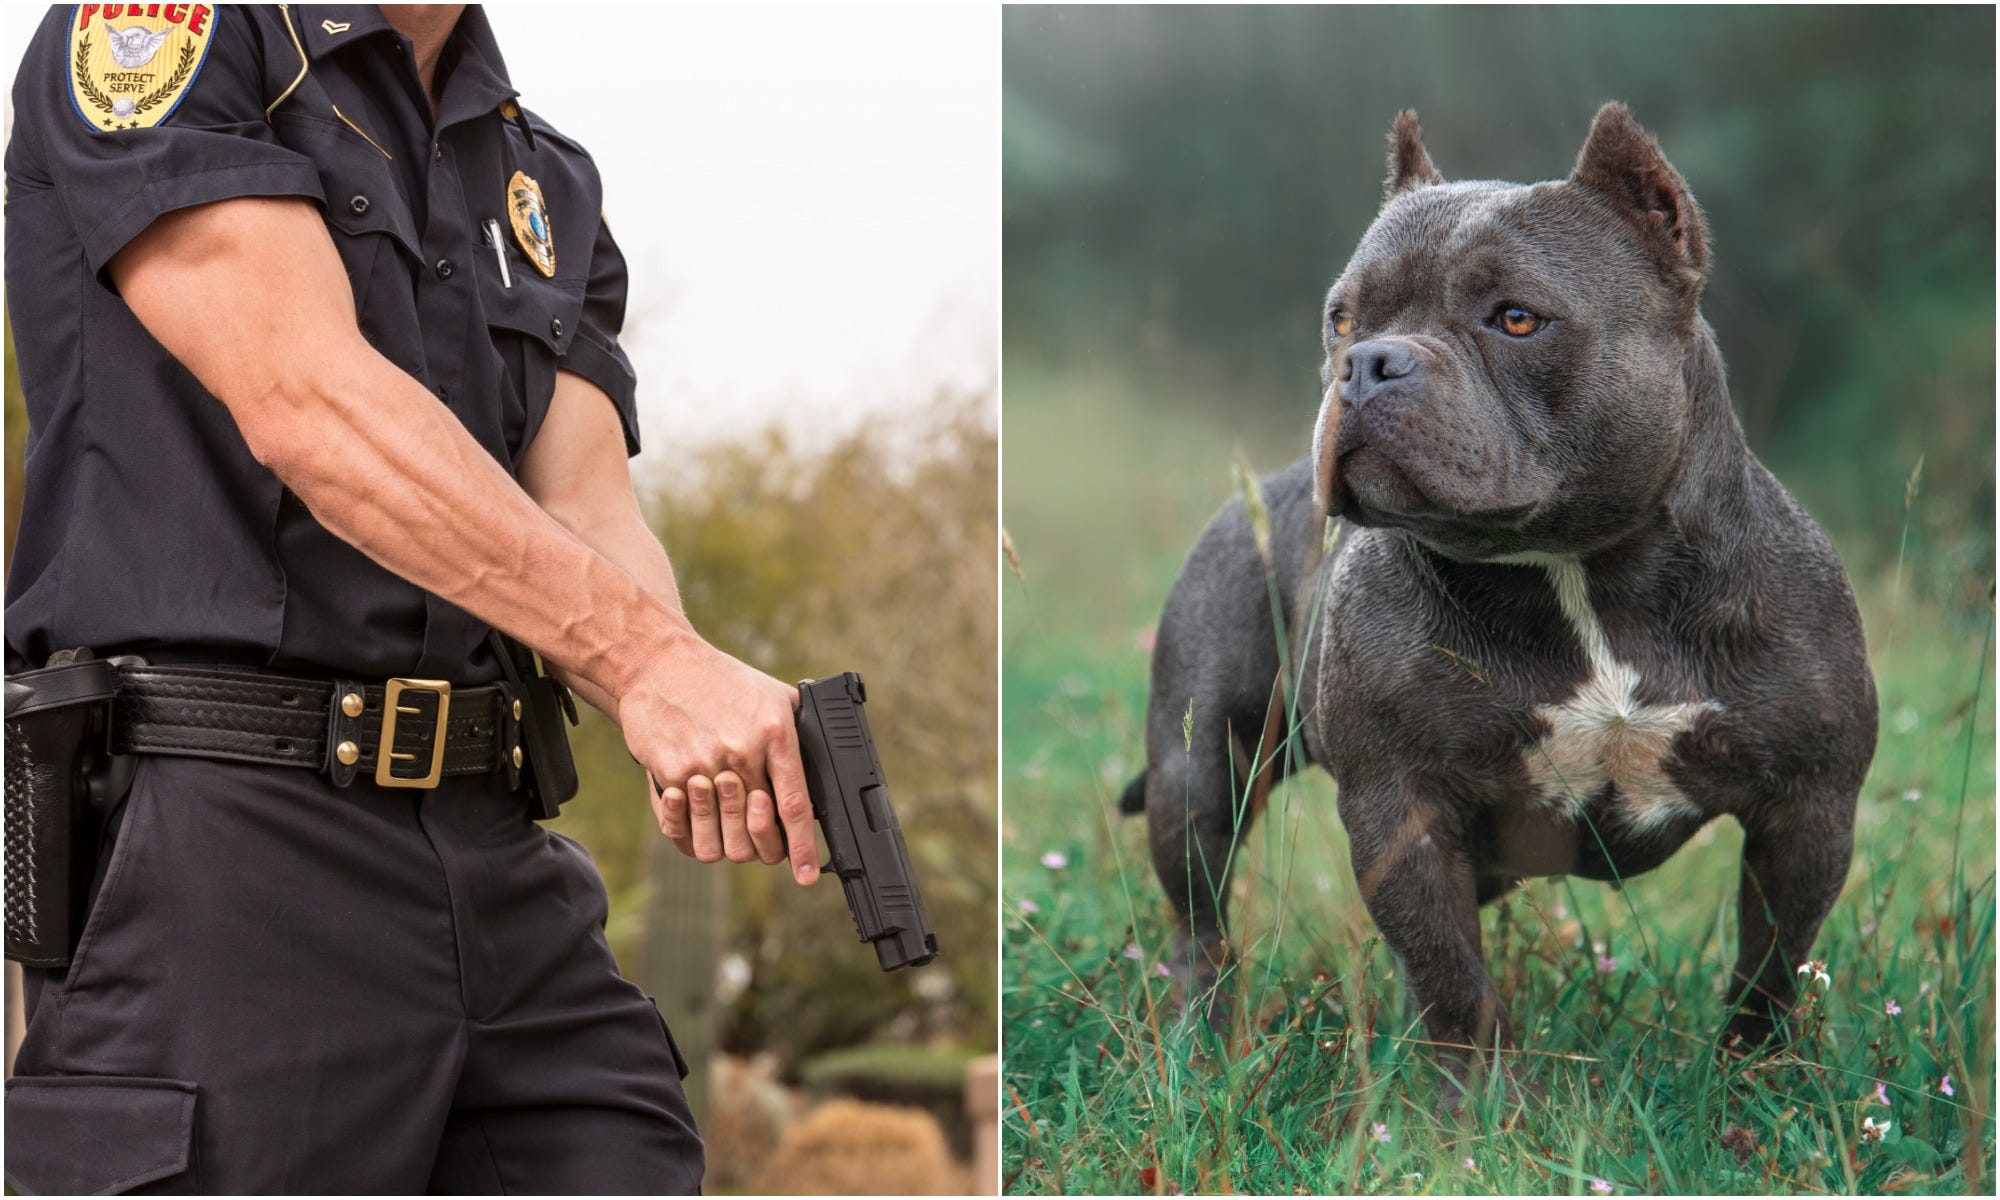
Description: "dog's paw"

(1717, 1011), (1788, 1060)
(1434, 1051), (1536, 1118)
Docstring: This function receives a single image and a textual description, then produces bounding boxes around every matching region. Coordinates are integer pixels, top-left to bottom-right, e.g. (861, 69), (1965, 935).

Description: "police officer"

(4, 5), (820, 1192)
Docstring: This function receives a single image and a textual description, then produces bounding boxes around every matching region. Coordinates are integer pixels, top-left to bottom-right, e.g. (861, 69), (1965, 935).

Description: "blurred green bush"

(800, 1043), (974, 1094)
(549, 393), (999, 1076)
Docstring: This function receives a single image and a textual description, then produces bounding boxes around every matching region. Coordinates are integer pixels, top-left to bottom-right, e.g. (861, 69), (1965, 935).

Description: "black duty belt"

(110, 666), (527, 790)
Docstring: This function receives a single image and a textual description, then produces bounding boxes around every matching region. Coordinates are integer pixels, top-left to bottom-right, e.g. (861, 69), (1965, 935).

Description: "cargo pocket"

(646, 995), (692, 1080)
(3, 1076), (198, 1195)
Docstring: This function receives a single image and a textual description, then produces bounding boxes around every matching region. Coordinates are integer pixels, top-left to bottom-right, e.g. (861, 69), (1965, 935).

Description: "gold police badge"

(507, 171), (556, 278)
(68, 4), (218, 132)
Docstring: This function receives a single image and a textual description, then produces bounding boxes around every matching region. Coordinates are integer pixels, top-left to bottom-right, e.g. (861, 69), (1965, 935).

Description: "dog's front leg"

(1342, 785), (1511, 1090)
(1722, 802), (1855, 1051)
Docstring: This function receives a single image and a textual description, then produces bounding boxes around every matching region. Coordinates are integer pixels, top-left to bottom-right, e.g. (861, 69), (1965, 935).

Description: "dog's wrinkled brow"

(1457, 259), (1507, 301)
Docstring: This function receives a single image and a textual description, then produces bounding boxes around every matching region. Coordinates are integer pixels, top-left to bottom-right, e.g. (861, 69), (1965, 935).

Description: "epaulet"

(519, 106), (594, 160)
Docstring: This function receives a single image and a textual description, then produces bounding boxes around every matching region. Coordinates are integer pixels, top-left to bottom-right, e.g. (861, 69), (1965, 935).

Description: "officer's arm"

(515, 372), (800, 868)
(109, 195), (820, 885)
(517, 369), (685, 719)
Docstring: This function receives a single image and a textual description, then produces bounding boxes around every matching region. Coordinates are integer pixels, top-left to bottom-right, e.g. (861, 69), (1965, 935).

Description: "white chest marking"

(1518, 557), (1718, 831)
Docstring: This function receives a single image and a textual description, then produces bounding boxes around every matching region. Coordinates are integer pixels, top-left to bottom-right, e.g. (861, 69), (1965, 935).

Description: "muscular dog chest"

(1494, 557), (1720, 872)
(1319, 537), (1723, 876)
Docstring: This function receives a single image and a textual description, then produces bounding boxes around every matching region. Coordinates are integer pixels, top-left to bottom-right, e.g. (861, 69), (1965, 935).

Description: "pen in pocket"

(483, 218), (513, 288)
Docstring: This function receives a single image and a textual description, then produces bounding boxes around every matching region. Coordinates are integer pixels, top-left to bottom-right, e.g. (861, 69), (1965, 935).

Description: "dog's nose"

(1341, 339), (1420, 410)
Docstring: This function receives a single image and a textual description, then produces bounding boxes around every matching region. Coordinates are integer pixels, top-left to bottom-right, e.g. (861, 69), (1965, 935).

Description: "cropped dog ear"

(1384, 110), (1444, 199)
(1571, 103), (1710, 306)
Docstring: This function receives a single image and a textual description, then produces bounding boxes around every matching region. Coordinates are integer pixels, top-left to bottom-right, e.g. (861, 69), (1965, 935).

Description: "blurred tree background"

(1005, 3), (1994, 601)
(546, 393), (998, 1096)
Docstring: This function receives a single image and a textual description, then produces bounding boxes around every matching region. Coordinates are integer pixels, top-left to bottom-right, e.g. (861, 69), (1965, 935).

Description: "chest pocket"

(275, 113), (426, 373)
(475, 242), (586, 459)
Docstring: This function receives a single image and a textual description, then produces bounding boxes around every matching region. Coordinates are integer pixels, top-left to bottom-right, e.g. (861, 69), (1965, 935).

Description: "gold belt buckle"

(376, 678), (451, 788)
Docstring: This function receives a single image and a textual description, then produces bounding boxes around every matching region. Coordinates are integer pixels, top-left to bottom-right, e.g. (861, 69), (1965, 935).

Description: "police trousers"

(4, 755), (704, 1194)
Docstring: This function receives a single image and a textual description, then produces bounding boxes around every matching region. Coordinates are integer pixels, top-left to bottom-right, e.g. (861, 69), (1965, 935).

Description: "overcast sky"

(3, 4), (999, 468)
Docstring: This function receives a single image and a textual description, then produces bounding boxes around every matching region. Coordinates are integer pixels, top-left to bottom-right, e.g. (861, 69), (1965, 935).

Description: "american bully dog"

(1123, 104), (1877, 1081)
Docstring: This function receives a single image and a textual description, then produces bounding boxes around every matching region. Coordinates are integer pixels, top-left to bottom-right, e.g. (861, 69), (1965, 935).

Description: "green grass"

(1000, 363), (1996, 1195)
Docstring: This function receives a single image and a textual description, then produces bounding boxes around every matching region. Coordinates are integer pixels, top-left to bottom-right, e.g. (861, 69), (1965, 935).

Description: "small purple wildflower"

(1019, 899), (1039, 914)
(1369, 1122), (1391, 1144)
(1123, 943), (1143, 961)
(1873, 1081), (1892, 1107)
(1941, 1075), (1955, 1098)
(1590, 1178), (1613, 1195)
(1155, 963), (1171, 979)
(1885, 999), (1901, 1016)
(1595, 955), (1618, 973)
(1040, 850), (1068, 870)
(1463, 1157), (1477, 1171)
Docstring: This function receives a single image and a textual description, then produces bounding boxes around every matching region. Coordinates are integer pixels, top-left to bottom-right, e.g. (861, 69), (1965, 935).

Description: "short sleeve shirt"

(4, 4), (640, 681)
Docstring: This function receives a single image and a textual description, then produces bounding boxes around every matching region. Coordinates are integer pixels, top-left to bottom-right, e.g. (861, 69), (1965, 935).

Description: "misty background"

(1004, 3), (1994, 605)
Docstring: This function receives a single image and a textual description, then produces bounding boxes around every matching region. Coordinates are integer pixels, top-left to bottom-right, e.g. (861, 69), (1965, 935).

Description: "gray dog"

(1125, 105), (1877, 1076)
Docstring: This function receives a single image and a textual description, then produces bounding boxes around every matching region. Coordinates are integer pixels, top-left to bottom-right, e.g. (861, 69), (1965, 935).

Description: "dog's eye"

(1496, 306), (1544, 337)
(1328, 309), (1357, 338)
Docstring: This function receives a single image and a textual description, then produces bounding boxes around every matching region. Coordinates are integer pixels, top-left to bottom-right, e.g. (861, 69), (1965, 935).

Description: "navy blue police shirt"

(4, 4), (640, 682)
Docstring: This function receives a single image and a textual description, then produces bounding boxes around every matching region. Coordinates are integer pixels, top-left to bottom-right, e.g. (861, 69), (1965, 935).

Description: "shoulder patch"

(68, 4), (217, 133)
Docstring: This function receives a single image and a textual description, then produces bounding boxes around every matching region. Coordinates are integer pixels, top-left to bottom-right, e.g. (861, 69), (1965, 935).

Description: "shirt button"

(434, 259), (454, 280)
(549, 317), (563, 340)
(349, 194), (369, 215)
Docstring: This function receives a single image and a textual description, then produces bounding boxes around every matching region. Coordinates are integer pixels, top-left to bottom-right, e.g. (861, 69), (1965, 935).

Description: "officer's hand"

(649, 771), (791, 870)
(621, 641), (819, 886)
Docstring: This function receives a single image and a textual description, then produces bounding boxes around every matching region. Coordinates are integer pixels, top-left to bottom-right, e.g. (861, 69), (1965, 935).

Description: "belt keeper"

(497, 682), (524, 791)
(326, 678), (367, 787)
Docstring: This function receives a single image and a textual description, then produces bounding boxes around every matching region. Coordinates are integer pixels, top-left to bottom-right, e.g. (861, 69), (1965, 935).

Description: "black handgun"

(794, 672), (939, 971)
